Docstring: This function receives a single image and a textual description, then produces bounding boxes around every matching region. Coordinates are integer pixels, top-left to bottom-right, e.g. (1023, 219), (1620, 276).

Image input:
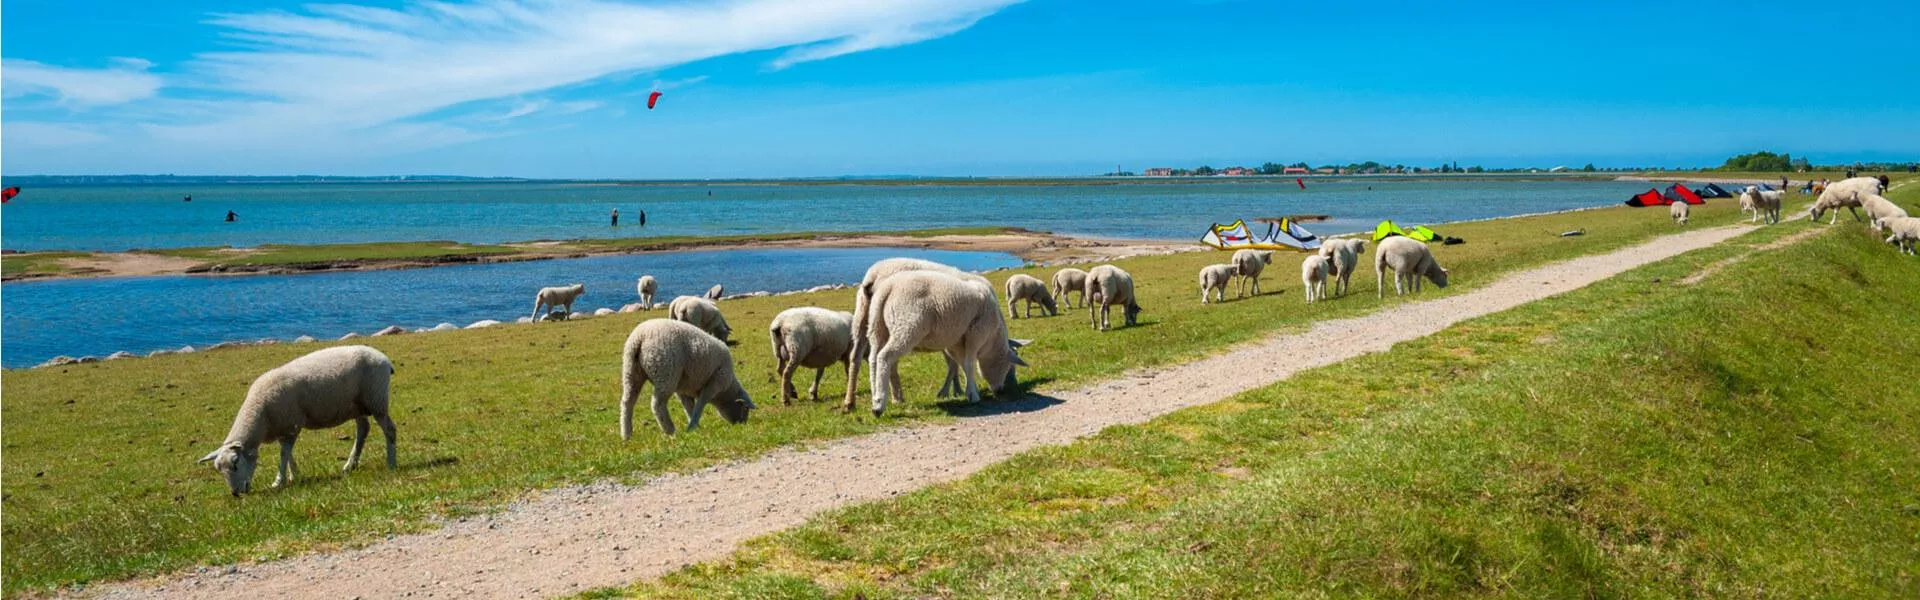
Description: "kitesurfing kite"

(1296, 178), (1306, 190)
(1372, 220), (1438, 243)
(1, 187), (18, 204)
(1200, 218), (1322, 252)
(1624, 184), (1705, 207)
(647, 91), (663, 110)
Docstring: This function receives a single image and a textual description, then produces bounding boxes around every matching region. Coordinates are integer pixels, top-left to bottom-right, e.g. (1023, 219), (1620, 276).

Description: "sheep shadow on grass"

(933, 386), (1065, 419)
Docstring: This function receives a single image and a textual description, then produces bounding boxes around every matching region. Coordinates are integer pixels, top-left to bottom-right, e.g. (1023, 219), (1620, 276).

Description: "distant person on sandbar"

(225, 210), (237, 222)
(611, 208), (620, 226)
(183, 194), (193, 202)
(638, 209), (646, 226)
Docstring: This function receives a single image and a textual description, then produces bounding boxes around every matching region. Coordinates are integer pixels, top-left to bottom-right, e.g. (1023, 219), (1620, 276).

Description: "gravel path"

(89, 224), (1760, 600)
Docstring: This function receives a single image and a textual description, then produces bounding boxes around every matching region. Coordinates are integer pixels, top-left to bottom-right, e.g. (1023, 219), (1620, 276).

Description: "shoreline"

(0, 228), (1200, 283)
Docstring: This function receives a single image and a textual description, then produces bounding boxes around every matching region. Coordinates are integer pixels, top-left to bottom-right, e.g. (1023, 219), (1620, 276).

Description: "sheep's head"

(1351, 240), (1367, 255)
(1123, 301), (1143, 326)
(711, 381), (755, 424)
(984, 339), (1031, 394)
(1040, 294), (1059, 316)
(198, 443), (258, 497)
(1257, 251), (1274, 265)
(1430, 267), (1451, 288)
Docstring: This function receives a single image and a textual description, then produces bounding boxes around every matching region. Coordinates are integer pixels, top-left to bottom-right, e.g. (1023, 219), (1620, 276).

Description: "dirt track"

(88, 223), (1762, 600)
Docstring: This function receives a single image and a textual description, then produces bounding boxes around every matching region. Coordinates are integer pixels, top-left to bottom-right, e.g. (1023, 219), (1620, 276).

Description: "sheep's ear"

(198, 449), (222, 463)
(1009, 338), (1033, 348)
(1009, 353), (1030, 367)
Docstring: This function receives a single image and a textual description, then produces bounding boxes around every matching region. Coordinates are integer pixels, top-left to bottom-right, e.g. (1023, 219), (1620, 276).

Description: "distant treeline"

(1718, 151), (1918, 173)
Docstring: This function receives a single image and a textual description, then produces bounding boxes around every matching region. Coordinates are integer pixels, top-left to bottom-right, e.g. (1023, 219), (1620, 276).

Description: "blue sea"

(1, 178), (1651, 367)
(0, 178), (1650, 252)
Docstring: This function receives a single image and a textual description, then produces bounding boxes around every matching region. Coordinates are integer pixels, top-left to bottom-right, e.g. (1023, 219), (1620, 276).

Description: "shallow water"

(1, 247), (1020, 368)
(0, 179), (1651, 251)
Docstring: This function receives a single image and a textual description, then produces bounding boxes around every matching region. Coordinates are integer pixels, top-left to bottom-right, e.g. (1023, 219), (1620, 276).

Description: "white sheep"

(1755, 189), (1785, 225)
(1198, 263), (1237, 304)
(619, 319), (754, 437)
(1375, 236), (1449, 298)
(769, 308), (855, 404)
(1863, 194), (1910, 232)
(844, 258), (981, 408)
(1739, 186), (1759, 220)
(1085, 264), (1142, 331)
(1301, 254), (1330, 304)
(636, 275), (658, 310)
(1051, 268), (1089, 309)
(1810, 177), (1883, 224)
(1004, 273), (1058, 318)
(1670, 200), (1690, 225)
(1880, 216), (1920, 256)
(1232, 249), (1274, 297)
(1318, 238), (1367, 297)
(532, 284), (586, 320)
(198, 345), (396, 496)
(667, 295), (732, 341)
(703, 284), (725, 301)
(864, 271), (1028, 416)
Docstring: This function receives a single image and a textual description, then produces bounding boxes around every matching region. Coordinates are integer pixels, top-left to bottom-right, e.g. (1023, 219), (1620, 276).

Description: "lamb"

(1738, 186), (1758, 220)
(1085, 264), (1143, 331)
(843, 258), (983, 408)
(863, 270), (1027, 416)
(1301, 254), (1330, 304)
(703, 284), (725, 301)
(769, 308), (855, 404)
(1670, 200), (1690, 225)
(619, 319), (754, 437)
(1051, 268), (1089, 309)
(1318, 238), (1367, 297)
(668, 295), (732, 341)
(1880, 217), (1920, 256)
(1810, 177), (1883, 224)
(1863, 194), (1910, 232)
(198, 345), (396, 496)
(1231, 249), (1275, 297)
(531, 284), (586, 320)
(1004, 273), (1058, 318)
(1198, 263), (1237, 304)
(635, 275), (658, 310)
(1375, 236), (1449, 298)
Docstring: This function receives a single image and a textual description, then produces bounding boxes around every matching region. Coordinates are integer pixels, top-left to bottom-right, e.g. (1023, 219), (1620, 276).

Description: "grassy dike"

(599, 203), (1920, 598)
(0, 199), (1792, 594)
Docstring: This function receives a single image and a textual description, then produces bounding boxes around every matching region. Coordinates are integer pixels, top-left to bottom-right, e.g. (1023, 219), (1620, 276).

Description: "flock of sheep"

(197, 238), (1462, 496)
(1727, 176), (1916, 254)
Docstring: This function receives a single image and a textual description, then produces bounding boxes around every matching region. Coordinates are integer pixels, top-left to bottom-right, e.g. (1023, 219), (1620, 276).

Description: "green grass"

(0, 200), (1766, 594)
(0, 252), (91, 278)
(602, 208), (1920, 599)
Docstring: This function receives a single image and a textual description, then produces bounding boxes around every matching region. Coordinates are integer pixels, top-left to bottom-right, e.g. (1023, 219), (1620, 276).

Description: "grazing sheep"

(1198, 263), (1238, 304)
(844, 258), (982, 408)
(769, 308), (855, 404)
(619, 319), (754, 437)
(532, 284), (586, 320)
(1863, 194), (1910, 231)
(1052, 268), (1089, 308)
(1231, 249), (1275, 297)
(1375, 236), (1450, 298)
(1670, 200), (1690, 225)
(864, 271), (1028, 416)
(703, 284), (725, 301)
(667, 295), (732, 341)
(1004, 274), (1058, 318)
(1301, 254), (1330, 304)
(1085, 264), (1143, 331)
(1318, 238), (1367, 297)
(1810, 177), (1883, 224)
(1880, 217), (1920, 255)
(636, 275), (658, 310)
(198, 346), (395, 496)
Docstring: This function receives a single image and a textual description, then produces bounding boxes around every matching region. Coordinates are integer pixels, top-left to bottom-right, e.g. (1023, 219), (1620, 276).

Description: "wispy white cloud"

(4, 0), (1021, 171)
(2, 59), (163, 107)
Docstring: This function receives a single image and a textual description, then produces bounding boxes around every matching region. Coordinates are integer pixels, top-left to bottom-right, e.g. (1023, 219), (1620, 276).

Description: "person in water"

(183, 194), (193, 202)
(638, 210), (646, 226)
(225, 210), (237, 222)
(611, 208), (619, 226)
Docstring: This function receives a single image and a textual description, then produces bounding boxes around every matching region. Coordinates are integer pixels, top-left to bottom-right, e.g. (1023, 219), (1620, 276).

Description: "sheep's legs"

(871, 344), (908, 416)
(681, 391), (711, 432)
(532, 301), (545, 321)
(344, 417), (370, 472)
(649, 387), (678, 435)
(778, 359), (798, 405)
(937, 352), (961, 398)
(273, 435), (298, 488)
(375, 413), (397, 468)
(960, 352), (982, 404)
(809, 367), (825, 402)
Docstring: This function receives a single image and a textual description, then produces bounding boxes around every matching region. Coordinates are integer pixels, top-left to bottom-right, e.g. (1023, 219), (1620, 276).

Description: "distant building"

(1283, 167), (1309, 175)
(1313, 167), (1335, 174)
(1220, 166), (1252, 176)
(1143, 167), (1174, 177)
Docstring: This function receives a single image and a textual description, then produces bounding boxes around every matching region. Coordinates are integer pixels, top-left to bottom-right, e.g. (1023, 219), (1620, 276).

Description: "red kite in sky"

(647, 91), (662, 109)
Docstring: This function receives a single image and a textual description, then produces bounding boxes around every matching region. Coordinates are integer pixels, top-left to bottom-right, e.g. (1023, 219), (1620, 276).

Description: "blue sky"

(4, 0), (1916, 178)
